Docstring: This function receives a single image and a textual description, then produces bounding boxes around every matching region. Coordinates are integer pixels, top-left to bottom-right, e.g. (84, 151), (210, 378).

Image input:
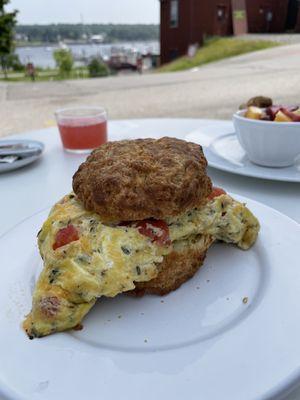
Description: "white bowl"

(233, 110), (300, 167)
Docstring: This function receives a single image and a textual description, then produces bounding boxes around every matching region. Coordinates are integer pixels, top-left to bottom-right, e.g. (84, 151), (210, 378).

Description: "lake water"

(16, 41), (160, 69)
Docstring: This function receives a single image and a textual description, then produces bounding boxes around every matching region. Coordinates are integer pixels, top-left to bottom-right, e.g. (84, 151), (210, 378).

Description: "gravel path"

(1, 43), (300, 137)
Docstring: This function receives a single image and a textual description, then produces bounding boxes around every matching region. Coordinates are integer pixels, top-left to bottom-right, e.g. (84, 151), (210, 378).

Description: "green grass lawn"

(159, 37), (281, 73)
(0, 67), (90, 82)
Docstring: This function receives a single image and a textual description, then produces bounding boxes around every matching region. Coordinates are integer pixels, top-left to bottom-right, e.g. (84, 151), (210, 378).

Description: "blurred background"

(1, 0), (300, 136)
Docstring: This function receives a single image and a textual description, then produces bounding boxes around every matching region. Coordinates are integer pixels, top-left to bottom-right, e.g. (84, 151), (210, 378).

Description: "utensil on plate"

(0, 140), (44, 172)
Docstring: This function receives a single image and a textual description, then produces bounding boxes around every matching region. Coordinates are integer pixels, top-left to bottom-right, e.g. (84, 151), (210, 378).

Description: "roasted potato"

(245, 106), (263, 120)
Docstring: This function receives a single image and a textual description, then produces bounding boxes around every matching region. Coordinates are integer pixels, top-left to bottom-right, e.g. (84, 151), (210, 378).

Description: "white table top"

(1, 118), (299, 400)
(1, 118), (299, 236)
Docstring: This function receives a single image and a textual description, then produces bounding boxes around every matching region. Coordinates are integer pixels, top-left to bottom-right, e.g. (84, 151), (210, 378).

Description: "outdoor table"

(1, 118), (299, 400)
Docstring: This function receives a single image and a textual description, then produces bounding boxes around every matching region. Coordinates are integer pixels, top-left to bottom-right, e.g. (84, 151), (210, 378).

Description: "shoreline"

(15, 39), (159, 49)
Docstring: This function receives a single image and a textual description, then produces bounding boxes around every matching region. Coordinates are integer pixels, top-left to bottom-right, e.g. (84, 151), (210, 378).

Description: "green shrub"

(53, 49), (74, 76)
(88, 58), (110, 78)
(0, 54), (24, 73)
(9, 54), (24, 71)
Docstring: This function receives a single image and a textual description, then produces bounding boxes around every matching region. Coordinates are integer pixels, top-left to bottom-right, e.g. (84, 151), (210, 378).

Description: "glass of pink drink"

(55, 107), (107, 153)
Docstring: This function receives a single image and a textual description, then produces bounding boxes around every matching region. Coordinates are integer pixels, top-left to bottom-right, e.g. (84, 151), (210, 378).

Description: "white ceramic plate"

(0, 140), (44, 173)
(186, 127), (300, 182)
(1, 195), (300, 400)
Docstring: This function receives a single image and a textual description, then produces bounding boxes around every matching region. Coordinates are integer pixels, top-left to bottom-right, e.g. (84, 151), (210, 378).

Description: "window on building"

(217, 5), (227, 21)
(170, 0), (179, 28)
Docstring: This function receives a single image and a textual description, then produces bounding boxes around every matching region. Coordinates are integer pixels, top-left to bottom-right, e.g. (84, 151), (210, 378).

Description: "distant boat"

(59, 42), (69, 50)
(90, 35), (104, 44)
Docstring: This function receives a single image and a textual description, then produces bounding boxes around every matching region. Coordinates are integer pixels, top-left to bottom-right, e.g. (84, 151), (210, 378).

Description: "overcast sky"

(8, 0), (159, 24)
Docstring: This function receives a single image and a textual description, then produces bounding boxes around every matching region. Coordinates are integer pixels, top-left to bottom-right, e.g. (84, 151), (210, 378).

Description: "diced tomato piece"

(266, 105), (299, 121)
(53, 224), (79, 250)
(281, 108), (300, 122)
(266, 106), (282, 121)
(208, 187), (226, 200)
(119, 219), (171, 246)
(135, 219), (171, 246)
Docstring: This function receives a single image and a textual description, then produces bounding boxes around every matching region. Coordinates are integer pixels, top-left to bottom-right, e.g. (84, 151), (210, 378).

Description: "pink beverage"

(55, 107), (107, 153)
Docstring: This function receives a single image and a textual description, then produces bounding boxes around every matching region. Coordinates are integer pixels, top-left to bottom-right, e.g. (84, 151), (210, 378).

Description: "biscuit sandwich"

(23, 137), (260, 338)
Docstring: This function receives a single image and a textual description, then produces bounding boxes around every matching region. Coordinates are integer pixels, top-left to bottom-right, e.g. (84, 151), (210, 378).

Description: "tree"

(88, 57), (110, 78)
(0, 0), (18, 79)
(53, 49), (74, 77)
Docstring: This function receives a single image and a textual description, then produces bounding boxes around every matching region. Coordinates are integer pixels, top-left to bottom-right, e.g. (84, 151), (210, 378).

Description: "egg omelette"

(23, 192), (259, 339)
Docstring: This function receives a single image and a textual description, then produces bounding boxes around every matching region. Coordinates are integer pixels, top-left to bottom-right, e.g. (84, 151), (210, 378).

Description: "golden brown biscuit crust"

(128, 235), (214, 296)
(73, 137), (212, 222)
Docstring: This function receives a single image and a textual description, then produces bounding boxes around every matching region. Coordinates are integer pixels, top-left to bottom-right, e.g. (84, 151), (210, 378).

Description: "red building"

(160, 0), (299, 64)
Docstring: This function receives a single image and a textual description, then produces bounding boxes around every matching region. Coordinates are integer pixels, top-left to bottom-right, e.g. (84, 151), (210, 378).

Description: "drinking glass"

(55, 107), (107, 153)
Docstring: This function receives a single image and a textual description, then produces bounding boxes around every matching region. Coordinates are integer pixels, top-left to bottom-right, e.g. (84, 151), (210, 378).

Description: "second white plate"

(186, 126), (300, 182)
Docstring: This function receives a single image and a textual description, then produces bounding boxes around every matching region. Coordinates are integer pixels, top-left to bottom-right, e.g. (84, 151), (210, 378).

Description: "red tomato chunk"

(119, 219), (171, 246)
(135, 219), (171, 246)
(53, 224), (79, 250)
(208, 187), (226, 200)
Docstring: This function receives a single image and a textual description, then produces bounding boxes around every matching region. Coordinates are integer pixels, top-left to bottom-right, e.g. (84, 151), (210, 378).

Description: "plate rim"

(200, 131), (300, 183)
(207, 155), (300, 183)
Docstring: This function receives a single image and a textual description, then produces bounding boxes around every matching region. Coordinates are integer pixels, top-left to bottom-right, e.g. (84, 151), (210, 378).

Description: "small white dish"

(186, 128), (300, 182)
(1, 195), (300, 400)
(0, 140), (44, 173)
(233, 110), (300, 167)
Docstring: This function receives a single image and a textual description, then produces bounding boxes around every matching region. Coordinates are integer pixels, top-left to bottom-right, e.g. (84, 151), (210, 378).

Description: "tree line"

(0, 0), (18, 78)
(15, 24), (159, 43)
